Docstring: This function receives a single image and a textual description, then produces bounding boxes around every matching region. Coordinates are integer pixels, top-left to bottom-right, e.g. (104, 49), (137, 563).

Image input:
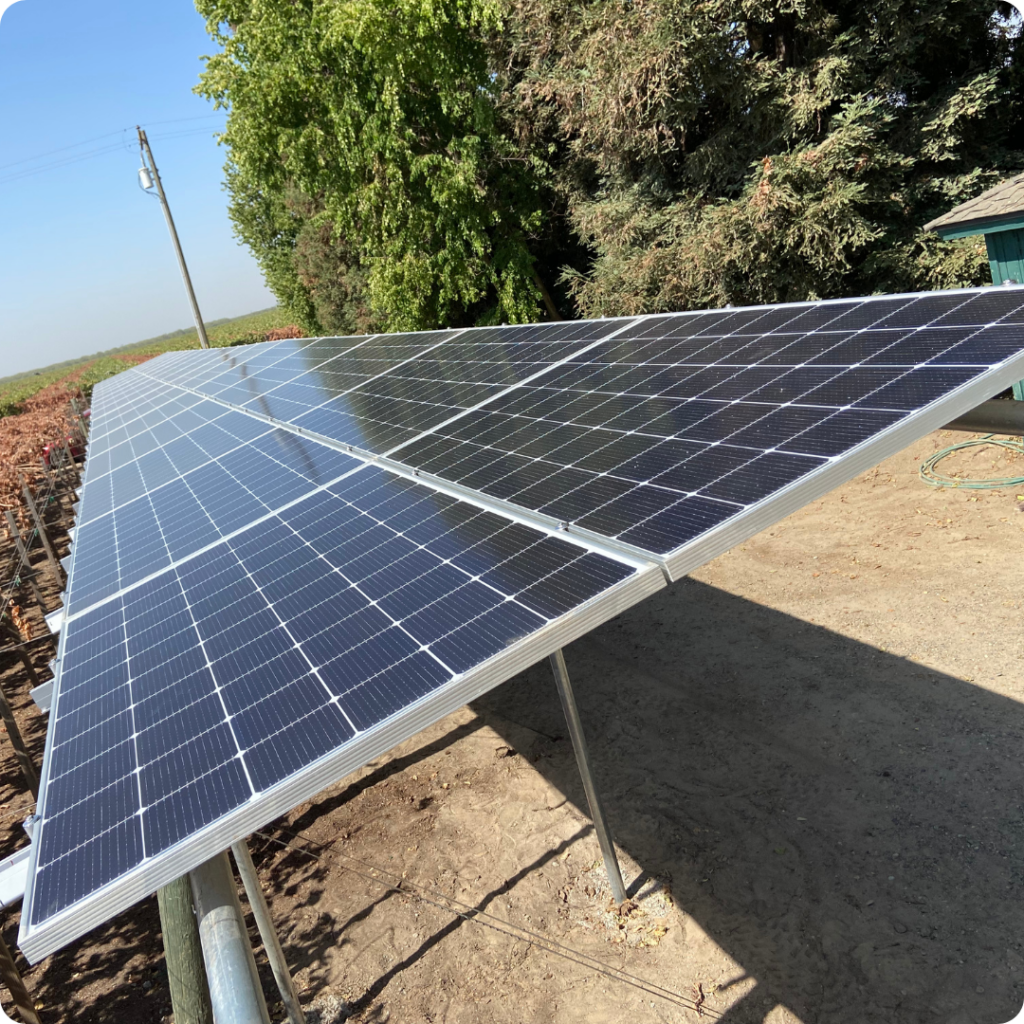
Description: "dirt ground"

(2, 428), (1024, 1024)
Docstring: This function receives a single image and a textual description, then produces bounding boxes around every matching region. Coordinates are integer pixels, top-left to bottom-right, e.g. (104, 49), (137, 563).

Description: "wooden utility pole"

(157, 876), (214, 1024)
(137, 127), (211, 350)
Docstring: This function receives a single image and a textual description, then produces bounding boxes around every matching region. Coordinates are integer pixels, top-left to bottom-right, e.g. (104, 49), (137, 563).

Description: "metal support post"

(549, 649), (628, 904)
(190, 852), (271, 1024)
(0, 928), (41, 1024)
(158, 875), (213, 1024)
(231, 840), (304, 1024)
(18, 478), (64, 590)
(3, 513), (48, 614)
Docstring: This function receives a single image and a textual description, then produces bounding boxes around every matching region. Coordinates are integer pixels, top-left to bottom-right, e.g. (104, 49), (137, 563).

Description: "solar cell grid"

(387, 289), (1024, 569)
(85, 378), (185, 447)
(135, 350), (232, 390)
(68, 403), (364, 614)
(130, 332), (461, 449)
(78, 397), (264, 526)
(25, 461), (651, 946)
(136, 319), (635, 459)
(211, 332), (444, 402)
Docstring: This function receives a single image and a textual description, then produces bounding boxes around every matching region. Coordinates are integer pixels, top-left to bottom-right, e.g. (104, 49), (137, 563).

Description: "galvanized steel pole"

(549, 649), (628, 904)
(190, 852), (271, 1024)
(137, 127), (211, 350)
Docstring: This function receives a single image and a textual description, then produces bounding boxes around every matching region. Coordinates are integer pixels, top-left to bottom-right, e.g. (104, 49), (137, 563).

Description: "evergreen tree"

(498, 0), (1024, 315)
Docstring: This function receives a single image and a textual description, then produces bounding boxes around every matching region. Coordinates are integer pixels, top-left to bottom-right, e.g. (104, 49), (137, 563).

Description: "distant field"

(0, 307), (296, 417)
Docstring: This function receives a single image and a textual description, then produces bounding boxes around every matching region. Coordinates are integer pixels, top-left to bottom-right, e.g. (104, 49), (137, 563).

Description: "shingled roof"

(925, 173), (1024, 236)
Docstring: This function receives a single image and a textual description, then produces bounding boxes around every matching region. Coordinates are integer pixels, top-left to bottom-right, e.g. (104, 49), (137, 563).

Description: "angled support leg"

(231, 839), (304, 1024)
(549, 649), (628, 904)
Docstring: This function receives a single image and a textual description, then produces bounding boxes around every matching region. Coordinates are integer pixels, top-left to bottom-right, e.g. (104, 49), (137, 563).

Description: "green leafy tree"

(198, 0), (1022, 327)
(196, 0), (565, 332)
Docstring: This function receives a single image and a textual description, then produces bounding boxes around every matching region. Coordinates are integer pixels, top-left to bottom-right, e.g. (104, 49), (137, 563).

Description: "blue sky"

(0, 0), (275, 377)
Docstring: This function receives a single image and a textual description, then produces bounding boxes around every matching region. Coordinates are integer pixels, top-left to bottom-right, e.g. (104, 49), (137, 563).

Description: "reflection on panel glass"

(33, 463), (638, 927)
(390, 288), (1024, 553)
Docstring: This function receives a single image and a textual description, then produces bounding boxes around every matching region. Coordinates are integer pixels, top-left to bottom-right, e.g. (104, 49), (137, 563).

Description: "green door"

(984, 228), (1024, 400)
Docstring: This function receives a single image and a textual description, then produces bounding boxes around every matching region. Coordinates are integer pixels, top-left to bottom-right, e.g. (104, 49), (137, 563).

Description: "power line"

(0, 131), (125, 172)
(0, 142), (128, 185)
(0, 114), (225, 173)
(0, 124), (226, 187)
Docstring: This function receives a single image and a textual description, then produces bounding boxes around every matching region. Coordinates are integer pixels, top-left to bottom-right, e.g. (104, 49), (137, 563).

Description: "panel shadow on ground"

(471, 579), (1024, 1024)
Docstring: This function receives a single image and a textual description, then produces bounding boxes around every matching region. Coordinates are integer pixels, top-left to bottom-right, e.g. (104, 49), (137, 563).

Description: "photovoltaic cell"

(67, 399), (363, 614)
(386, 288), (1024, 571)
(22, 285), (1024, 961)
(25, 460), (651, 953)
(138, 320), (631, 457)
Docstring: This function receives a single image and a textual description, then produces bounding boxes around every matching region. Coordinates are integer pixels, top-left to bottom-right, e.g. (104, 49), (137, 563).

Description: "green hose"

(919, 433), (1024, 489)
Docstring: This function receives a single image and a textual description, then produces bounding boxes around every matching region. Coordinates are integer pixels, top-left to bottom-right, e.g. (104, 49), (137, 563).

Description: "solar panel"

(20, 444), (658, 958)
(70, 395), (360, 615)
(21, 285), (1024, 961)
(138, 319), (633, 457)
(381, 288), (1024, 577)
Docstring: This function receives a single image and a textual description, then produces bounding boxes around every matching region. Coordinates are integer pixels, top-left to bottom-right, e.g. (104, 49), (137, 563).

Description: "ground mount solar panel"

(19, 285), (1024, 961)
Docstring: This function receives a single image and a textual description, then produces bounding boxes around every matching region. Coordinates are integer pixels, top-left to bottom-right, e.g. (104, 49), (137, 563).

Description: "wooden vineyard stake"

(0, 623), (39, 800)
(0, 929), (41, 1024)
(157, 876), (214, 1024)
(18, 476), (64, 591)
(3, 511), (48, 614)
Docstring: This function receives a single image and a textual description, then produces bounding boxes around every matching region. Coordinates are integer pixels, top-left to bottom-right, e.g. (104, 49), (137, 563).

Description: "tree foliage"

(499, 0), (1024, 314)
(196, 0), (563, 332)
(196, 0), (1024, 327)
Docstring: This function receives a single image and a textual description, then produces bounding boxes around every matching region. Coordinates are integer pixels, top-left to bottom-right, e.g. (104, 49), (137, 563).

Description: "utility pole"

(136, 126), (211, 350)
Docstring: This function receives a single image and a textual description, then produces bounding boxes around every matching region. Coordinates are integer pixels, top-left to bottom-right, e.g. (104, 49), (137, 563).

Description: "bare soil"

(2, 429), (1023, 1024)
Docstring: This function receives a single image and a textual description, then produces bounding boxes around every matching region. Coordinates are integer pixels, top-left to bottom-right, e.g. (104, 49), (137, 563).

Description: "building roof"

(925, 173), (1024, 237)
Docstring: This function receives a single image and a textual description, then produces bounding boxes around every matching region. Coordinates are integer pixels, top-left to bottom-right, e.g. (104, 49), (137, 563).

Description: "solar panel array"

(21, 286), (1024, 960)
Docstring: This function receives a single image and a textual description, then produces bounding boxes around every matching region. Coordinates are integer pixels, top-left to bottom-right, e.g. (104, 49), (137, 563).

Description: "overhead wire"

(0, 114), (223, 172)
(0, 129), (126, 172)
(0, 141), (132, 186)
(0, 117), (226, 187)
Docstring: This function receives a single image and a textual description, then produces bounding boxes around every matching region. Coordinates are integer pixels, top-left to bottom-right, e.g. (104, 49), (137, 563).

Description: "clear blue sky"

(0, 0), (275, 377)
